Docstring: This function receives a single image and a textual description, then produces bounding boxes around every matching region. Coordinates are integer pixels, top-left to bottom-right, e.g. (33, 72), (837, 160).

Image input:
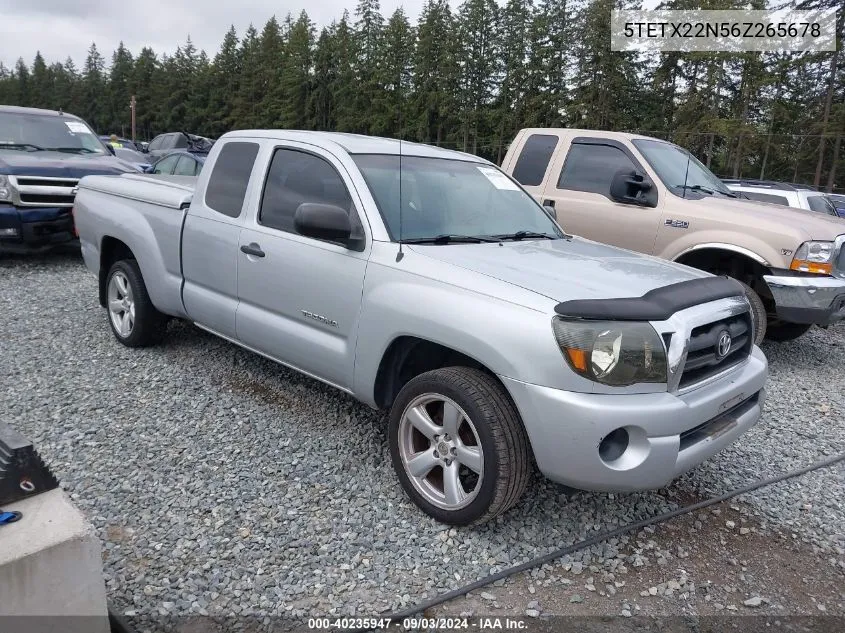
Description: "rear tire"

(765, 322), (812, 342)
(388, 367), (531, 526)
(733, 279), (766, 345)
(106, 259), (166, 347)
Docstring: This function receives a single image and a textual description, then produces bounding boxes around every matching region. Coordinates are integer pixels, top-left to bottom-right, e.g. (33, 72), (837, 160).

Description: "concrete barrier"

(0, 488), (109, 633)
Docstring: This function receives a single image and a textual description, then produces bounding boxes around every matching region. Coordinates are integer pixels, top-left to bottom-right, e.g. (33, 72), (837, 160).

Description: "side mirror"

(610, 169), (652, 205)
(294, 203), (353, 244)
(543, 204), (557, 221)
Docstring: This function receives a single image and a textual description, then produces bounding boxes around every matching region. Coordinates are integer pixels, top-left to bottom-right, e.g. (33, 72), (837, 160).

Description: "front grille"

(678, 311), (753, 389)
(9, 176), (79, 208)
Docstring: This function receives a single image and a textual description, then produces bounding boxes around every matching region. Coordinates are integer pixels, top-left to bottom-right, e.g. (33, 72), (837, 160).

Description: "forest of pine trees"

(0, 0), (843, 190)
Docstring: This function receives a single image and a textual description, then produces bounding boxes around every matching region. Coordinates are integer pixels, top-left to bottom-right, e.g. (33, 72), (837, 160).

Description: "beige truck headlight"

(552, 318), (667, 386)
(790, 241), (834, 275)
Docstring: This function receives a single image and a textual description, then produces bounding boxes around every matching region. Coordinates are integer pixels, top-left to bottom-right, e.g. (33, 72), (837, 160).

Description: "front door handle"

(240, 243), (265, 258)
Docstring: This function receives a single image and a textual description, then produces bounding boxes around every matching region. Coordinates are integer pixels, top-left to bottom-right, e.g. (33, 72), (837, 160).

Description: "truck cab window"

(558, 144), (637, 197)
(512, 134), (558, 186)
(204, 141), (259, 218)
(259, 148), (358, 239)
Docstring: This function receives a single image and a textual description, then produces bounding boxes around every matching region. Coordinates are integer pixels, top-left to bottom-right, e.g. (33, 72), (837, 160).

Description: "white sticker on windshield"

(65, 121), (90, 134)
(477, 166), (521, 191)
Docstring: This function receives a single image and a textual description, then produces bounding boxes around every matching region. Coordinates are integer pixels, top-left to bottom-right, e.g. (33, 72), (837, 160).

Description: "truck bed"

(75, 174), (196, 319)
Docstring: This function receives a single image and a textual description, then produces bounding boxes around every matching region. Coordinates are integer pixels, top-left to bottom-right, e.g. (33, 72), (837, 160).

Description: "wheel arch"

(672, 244), (774, 305)
(98, 236), (136, 307)
(372, 336), (509, 410)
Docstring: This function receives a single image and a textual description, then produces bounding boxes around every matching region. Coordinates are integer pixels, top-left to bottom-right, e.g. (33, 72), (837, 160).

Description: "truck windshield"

(632, 139), (735, 198)
(0, 112), (107, 155)
(352, 154), (563, 242)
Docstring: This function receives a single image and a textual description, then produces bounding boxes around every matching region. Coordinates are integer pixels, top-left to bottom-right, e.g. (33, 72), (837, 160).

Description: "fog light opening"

(599, 427), (629, 463)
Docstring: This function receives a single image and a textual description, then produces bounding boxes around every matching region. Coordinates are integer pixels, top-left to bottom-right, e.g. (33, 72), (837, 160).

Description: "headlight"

(552, 318), (667, 386)
(790, 241), (834, 274)
(0, 175), (10, 201)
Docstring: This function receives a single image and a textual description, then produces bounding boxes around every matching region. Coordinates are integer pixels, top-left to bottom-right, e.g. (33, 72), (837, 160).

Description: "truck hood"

(0, 150), (135, 178)
(692, 195), (845, 240)
(409, 237), (709, 303)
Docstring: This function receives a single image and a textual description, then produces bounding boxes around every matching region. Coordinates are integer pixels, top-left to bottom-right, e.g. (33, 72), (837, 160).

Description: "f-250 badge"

(664, 219), (689, 229)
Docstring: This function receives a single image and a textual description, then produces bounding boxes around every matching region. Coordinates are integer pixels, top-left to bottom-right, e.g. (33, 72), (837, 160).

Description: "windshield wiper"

(46, 147), (97, 154)
(493, 230), (558, 241)
(676, 184), (714, 195)
(0, 142), (45, 151)
(401, 234), (500, 245)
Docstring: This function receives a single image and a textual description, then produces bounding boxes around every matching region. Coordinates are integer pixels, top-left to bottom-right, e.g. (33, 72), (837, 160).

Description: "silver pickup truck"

(74, 131), (768, 525)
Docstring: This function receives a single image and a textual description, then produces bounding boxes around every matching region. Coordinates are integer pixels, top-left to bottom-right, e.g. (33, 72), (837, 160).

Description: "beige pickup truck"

(502, 128), (845, 342)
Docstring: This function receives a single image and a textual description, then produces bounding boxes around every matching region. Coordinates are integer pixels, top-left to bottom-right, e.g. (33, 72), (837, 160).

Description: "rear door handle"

(240, 243), (265, 258)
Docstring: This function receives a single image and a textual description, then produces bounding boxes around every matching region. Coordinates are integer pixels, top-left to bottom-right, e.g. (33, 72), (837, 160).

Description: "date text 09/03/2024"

(307, 617), (530, 630)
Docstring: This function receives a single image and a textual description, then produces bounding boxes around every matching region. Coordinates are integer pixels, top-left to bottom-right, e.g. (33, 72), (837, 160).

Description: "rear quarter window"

(512, 134), (558, 186)
(204, 141), (260, 218)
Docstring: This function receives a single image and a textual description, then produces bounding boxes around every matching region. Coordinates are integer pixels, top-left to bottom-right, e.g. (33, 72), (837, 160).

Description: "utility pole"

(130, 95), (137, 142)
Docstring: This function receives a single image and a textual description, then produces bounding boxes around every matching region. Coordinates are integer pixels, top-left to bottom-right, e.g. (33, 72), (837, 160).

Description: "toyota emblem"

(716, 331), (732, 359)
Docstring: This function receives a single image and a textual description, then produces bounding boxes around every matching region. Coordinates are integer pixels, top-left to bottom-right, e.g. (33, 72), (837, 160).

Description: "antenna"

(395, 53), (405, 263)
(681, 149), (692, 199)
(396, 138), (404, 262)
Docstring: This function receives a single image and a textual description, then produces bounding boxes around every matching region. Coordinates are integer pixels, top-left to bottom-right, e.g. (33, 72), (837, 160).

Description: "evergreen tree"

(108, 43), (134, 135)
(82, 43), (107, 131)
(278, 11), (315, 129)
(375, 8), (414, 137)
(456, 0), (500, 153)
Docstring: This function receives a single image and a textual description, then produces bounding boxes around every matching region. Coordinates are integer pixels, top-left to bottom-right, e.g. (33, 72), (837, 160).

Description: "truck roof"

(224, 130), (488, 162)
(0, 105), (84, 120)
(518, 127), (666, 144)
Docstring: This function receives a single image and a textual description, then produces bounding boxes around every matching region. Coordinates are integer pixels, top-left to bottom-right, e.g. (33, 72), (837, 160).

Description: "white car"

(723, 179), (839, 217)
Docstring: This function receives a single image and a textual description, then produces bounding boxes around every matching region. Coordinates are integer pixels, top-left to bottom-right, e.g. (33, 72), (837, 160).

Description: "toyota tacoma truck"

(74, 131), (767, 525)
(0, 105), (135, 253)
(502, 129), (845, 343)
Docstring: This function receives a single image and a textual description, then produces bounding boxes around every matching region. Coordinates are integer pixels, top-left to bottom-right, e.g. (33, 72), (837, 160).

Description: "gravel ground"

(1, 251), (843, 626)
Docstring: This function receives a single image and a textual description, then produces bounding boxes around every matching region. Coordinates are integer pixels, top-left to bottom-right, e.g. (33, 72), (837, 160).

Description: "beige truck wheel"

(735, 280), (766, 345)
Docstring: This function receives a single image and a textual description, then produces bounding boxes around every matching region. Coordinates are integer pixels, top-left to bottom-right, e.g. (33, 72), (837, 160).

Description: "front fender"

(659, 232), (784, 269)
(352, 254), (596, 407)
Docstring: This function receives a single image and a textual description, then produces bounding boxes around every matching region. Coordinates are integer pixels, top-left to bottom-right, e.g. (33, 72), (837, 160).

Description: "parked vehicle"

(827, 194), (845, 218)
(146, 151), (206, 176)
(145, 132), (213, 159)
(0, 105), (136, 253)
(99, 135), (141, 152)
(113, 147), (151, 172)
(75, 131), (768, 525)
(502, 129), (845, 343)
(722, 179), (839, 217)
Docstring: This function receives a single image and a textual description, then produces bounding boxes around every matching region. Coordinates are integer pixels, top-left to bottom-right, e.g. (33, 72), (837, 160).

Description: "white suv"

(723, 179), (839, 217)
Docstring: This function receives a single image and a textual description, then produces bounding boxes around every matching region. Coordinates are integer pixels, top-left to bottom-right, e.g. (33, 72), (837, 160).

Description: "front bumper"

(0, 205), (76, 253)
(763, 274), (845, 326)
(501, 346), (768, 491)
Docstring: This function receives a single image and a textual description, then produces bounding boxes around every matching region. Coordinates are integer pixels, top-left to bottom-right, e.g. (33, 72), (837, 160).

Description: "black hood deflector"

(554, 276), (745, 321)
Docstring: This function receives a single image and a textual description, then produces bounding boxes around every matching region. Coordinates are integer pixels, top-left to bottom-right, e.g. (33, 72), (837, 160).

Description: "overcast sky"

(0, 0), (432, 68)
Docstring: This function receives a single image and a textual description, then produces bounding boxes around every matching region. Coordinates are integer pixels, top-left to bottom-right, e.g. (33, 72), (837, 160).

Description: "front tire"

(388, 367), (531, 525)
(106, 259), (166, 347)
(734, 279), (766, 345)
(765, 321), (812, 342)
